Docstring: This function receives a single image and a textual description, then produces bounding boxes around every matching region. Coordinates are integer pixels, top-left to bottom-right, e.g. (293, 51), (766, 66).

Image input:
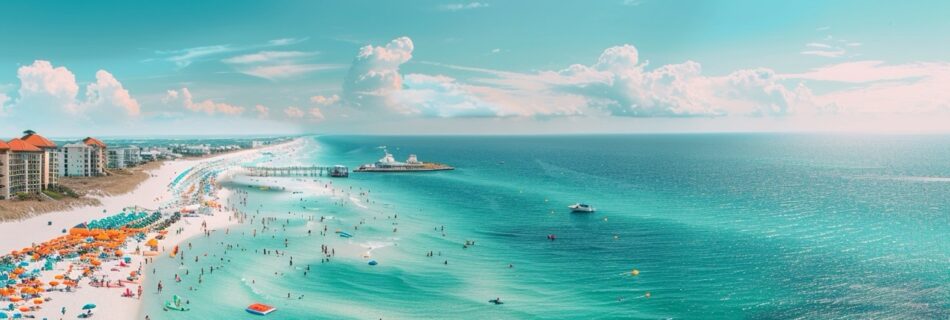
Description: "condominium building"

(0, 140), (9, 199)
(59, 137), (108, 177)
(21, 131), (59, 189)
(5, 139), (43, 197)
(107, 146), (142, 169)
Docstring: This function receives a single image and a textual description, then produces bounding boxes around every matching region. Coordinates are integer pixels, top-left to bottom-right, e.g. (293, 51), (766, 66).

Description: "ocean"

(141, 134), (950, 319)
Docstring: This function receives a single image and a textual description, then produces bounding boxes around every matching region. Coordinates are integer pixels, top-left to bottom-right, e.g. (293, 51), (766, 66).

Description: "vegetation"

(47, 185), (80, 198)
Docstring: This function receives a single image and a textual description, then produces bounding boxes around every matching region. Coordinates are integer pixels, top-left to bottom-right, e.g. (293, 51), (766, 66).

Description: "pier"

(242, 165), (349, 177)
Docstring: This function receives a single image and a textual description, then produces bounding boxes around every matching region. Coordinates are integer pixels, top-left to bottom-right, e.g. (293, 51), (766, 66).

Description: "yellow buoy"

(644, 292), (651, 298)
(631, 269), (640, 276)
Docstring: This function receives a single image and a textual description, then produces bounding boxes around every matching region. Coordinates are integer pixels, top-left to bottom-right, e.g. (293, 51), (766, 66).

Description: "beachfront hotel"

(59, 137), (108, 177)
(3, 139), (44, 198)
(107, 146), (143, 169)
(0, 131), (63, 199)
(21, 130), (59, 189)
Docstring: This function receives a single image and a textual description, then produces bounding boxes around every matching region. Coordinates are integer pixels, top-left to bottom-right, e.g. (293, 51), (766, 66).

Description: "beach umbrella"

(81, 303), (96, 310)
(0, 312), (7, 318)
(11, 313), (20, 319)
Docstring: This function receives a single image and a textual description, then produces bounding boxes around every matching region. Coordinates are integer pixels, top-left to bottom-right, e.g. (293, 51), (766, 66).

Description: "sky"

(1, 0), (949, 137)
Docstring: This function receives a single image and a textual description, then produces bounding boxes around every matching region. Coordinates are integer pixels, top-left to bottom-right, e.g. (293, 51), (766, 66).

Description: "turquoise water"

(142, 135), (950, 319)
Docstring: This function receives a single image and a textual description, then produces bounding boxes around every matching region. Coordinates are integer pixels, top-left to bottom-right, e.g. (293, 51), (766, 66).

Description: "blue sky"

(1, 0), (949, 137)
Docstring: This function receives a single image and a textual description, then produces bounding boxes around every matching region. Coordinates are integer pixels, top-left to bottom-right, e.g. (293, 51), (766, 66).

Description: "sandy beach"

(0, 139), (300, 320)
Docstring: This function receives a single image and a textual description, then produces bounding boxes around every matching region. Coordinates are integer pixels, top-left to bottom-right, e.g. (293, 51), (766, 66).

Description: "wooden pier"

(242, 165), (349, 177)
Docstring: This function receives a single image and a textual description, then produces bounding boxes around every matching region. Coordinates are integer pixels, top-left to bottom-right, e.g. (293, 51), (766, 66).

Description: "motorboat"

(568, 203), (595, 213)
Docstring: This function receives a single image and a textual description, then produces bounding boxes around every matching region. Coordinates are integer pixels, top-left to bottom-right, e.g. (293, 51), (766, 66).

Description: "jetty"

(242, 165), (349, 177)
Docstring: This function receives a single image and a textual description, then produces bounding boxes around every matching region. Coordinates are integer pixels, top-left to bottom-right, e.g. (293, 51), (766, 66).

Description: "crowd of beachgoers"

(0, 140), (300, 320)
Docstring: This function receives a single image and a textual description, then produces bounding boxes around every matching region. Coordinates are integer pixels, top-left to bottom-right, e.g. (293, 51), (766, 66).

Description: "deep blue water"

(144, 134), (950, 319)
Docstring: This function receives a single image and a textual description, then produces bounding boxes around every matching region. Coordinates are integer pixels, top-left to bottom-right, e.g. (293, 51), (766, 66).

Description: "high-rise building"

(59, 137), (108, 177)
(21, 130), (59, 189)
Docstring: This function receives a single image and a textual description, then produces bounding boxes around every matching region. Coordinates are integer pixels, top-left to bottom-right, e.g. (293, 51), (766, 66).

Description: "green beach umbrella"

(82, 303), (96, 310)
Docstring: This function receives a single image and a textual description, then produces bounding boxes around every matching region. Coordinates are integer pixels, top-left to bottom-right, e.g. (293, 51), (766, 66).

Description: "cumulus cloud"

(283, 105), (325, 121)
(10, 60), (140, 118)
(283, 106), (304, 119)
(84, 70), (141, 116)
(255, 104), (270, 118)
(310, 94), (340, 106)
(17, 60), (80, 113)
(440, 2), (489, 11)
(532, 44), (813, 117)
(164, 88), (244, 115)
(308, 107), (325, 120)
(343, 36), (414, 107)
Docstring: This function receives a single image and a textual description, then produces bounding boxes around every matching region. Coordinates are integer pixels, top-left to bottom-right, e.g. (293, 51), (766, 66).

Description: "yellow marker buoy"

(631, 269), (639, 276)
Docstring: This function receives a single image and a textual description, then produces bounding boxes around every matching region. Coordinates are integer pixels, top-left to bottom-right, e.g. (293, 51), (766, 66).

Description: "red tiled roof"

(21, 133), (57, 148)
(0, 140), (9, 150)
(7, 138), (42, 152)
(83, 137), (107, 147)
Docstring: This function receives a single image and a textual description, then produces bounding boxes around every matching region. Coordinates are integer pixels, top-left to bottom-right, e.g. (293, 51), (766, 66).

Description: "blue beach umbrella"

(0, 312), (7, 318)
(82, 303), (96, 310)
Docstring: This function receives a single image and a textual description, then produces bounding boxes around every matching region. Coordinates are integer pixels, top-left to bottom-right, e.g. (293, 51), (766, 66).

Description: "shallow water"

(142, 134), (950, 319)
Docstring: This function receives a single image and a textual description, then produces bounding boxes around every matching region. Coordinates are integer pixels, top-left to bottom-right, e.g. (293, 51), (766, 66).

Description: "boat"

(164, 295), (190, 311)
(355, 147), (453, 172)
(568, 203), (596, 213)
(246, 303), (276, 316)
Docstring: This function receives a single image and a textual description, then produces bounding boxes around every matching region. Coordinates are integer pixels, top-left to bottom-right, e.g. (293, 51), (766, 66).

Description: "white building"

(108, 146), (142, 169)
(59, 138), (108, 177)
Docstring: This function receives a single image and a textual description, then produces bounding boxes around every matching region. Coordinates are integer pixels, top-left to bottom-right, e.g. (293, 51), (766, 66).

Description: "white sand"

(0, 139), (300, 320)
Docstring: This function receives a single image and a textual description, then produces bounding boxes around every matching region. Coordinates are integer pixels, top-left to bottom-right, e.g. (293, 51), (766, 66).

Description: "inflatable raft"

(246, 303), (276, 315)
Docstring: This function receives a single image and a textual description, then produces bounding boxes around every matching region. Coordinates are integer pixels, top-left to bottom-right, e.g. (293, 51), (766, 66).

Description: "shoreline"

(0, 139), (300, 320)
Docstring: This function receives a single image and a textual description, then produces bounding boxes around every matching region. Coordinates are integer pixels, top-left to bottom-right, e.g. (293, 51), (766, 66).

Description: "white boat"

(568, 203), (595, 213)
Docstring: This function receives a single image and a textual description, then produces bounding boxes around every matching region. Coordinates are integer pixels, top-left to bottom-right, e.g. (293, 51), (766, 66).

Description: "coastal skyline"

(1, 0), (949, 136)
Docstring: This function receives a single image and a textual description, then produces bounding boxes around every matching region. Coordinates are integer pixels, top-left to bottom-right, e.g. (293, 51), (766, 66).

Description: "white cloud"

(806, 42), (832, 49)
(440, 2), (489, 11)
(284, 106), (305, 118)
(223, 51), (315, 64)
(157, 37), (308, 68)
(801, 49), (846, 57)
(17, 60), (80, 113)
(84, 70), (141, 116)
(490, 48), (501, 54)
(223, 51), (341, 80)
(310, 94), (340, 106)
(164, 88), (244, 115)
(308, 107), (325, 120)
(255, 104), (270, 118)
(342, 36), (414, 108)
(532, 44), (813, 117)
(11, 60), (140, 119)
(159, 45), (233, 67)
(782, 61), (950, 115)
